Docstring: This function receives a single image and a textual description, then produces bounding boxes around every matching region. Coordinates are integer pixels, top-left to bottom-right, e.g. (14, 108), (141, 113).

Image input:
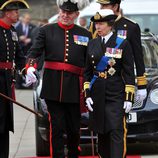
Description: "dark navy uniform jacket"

(89, 16), (147, 89)
(114, 16), (146, 89)
(0, 20), (25, 133)
(27, 22), (91, 104)
(84, 33), (135, 133)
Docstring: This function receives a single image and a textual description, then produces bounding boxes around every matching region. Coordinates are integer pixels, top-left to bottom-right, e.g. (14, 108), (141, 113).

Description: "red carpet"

(22, 156), (141, 158)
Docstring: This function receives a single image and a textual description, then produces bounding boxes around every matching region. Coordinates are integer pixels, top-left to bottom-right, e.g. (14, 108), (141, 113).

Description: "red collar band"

(0, 20), (11, 29)
(58, 21), (74, 30)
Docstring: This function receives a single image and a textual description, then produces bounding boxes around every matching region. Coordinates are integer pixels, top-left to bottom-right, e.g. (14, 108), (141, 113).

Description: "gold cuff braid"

(125, 85), (135, 102)
(137, 74), (147, 86)
(84, 82), (90, 91)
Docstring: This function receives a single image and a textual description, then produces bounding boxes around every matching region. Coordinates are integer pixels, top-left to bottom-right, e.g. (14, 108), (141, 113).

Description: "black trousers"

(98, 129), (127, 158)
(0, 131), (9, 158)
(45, 100), (81, 158)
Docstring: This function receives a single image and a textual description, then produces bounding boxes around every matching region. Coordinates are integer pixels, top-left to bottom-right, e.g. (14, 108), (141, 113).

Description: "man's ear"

(113, 4), (119, 13)
(76, 11), (80, 18)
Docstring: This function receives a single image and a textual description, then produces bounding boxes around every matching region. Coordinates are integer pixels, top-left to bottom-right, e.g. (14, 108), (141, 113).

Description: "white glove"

(25, 75), (33, 87)
(123, 101), (132, 113)
(25, 67), (37, 85)
(85, 97), (93, 112)
(135, 89), (147, 102)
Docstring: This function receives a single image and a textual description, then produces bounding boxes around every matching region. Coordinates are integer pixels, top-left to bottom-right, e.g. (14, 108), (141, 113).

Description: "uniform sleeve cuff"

(25, 58), (37, 71)
(84, 82), (90, 98)
(125, 85), (135, 102)
(137, 74), (147, 87)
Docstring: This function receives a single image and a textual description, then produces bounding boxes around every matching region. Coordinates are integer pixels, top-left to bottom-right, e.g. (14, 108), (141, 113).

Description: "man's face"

(5, 10), (19, 24)
(58, 9), (79, 25)
(22, 14), (31, 24)
(79, 17), (87, 27)
(100, 3), (118, 14)
(95, 22), (112, 37)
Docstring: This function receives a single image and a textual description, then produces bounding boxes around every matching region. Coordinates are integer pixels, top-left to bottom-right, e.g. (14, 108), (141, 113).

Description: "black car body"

(127, 32), (158, 143)
(33, 32), (158, 156)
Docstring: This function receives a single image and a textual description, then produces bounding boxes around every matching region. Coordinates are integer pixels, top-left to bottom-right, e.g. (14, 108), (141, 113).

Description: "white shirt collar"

(102, 31), (113, 44)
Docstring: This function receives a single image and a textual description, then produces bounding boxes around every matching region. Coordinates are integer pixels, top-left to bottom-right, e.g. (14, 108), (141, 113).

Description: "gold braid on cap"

(97, 0), (110, 4)
(0, 0), (29, 10)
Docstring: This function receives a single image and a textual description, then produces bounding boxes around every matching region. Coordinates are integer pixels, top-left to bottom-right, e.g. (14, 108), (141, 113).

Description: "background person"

(0, 0), (29, 157)
(78, 16), (88, 29)
(84, 9), (135, 158)
(25, 0), (91, 158)
(89, 0), (147, 102)
(15, 12), (35, 89)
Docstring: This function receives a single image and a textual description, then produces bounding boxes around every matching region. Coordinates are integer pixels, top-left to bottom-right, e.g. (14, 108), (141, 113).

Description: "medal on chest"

(104, 47), (122, 76)
(117, 30), (127, 39)
(73, 35), (89, 46)
(11, 30), (18, 41)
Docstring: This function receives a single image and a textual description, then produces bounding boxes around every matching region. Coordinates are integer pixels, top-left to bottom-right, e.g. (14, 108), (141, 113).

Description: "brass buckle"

(98, 71), (107, 79)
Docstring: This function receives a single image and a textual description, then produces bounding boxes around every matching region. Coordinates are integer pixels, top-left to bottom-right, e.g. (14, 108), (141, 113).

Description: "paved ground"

(9, 89), (158, 158)
(10, 89), (36, 158)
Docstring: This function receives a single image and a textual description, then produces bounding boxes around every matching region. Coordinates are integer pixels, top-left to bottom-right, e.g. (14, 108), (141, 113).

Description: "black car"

(33, 32), (158, 156)
(127, 32), (158, 143)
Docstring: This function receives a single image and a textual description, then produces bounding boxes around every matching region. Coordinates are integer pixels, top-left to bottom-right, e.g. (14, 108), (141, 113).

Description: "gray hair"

(0, 11), (5, 18)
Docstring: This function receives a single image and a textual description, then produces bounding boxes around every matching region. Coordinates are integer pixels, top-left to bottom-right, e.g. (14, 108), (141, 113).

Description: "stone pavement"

(10, 89), (36, 158)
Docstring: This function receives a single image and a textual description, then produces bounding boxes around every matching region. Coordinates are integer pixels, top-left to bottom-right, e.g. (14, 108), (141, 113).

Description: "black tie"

(101, 38), (106, 52)
(102, 38), (105, 44)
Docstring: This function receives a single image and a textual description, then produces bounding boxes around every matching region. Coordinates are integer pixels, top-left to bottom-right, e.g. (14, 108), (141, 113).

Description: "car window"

(142, 39), (158, 68)
(126, 15), (158, 34)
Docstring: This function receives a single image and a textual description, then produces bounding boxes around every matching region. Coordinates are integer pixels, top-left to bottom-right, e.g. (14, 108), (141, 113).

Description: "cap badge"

(94, 12), (101, 20)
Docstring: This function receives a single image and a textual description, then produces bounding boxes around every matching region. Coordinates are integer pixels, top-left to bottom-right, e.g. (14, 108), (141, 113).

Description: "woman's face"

(95, 22), (112, 36)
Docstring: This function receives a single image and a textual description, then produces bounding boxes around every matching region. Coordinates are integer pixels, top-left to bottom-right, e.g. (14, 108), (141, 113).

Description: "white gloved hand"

(85, 97), (93, 112)
(135, 89), (147, 102)
(123, 101), (132, 113)
(26, 67), (37, 83)
(25, 75), (33, 87)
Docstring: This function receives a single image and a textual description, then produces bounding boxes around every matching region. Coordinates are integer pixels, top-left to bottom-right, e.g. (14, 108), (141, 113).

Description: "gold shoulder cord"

(89, 22), (98, 39)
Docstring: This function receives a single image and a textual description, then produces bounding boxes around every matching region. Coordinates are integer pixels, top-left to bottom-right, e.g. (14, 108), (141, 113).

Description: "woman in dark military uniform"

(25, 0), (91, 158)
(0, 0), (29, 157)
(84, 9), (135, 158)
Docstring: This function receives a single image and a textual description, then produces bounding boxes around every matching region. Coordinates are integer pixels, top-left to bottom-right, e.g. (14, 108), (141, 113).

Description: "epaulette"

(115, 14), (122, 22)
(123, 16), (137, 24)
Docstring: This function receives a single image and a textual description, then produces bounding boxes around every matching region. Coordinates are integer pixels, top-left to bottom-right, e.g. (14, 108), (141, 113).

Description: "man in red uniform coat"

(25, 0), (91, 158)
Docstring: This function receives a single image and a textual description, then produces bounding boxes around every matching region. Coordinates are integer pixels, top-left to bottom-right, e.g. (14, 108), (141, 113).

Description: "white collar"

(102, 31), (113, 43)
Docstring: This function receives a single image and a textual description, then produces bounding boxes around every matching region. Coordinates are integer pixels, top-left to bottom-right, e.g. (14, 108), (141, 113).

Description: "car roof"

(79, 0), (158, 18)
(121, 0), (158, 15)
